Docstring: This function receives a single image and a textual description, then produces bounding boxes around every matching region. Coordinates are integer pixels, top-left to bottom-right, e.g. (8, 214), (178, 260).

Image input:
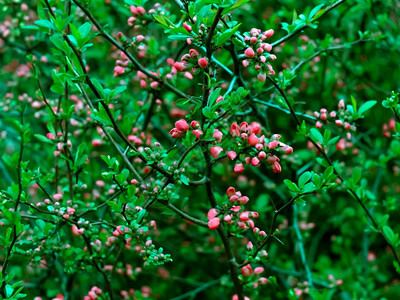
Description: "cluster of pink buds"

(120, 288), (136, 299)
(207, 187), (259, 233)
(83, 286), (102, 300)
(43, 131), (73, 158)
(136, 70), (160, 90)
(240, 264), (269, 288)
(170, 119), (203, 139)
(169, 48), (208, 80)
(113, 52), (129, 77)
(336, 138), (358, 154)
(314, 99), (356, 138)
(127, 5), (160, 28)
(382, 118), (396, 137)
(212, 121), (293, 174)
(242, 28), (277, 81)
(112, 225), (129, 238)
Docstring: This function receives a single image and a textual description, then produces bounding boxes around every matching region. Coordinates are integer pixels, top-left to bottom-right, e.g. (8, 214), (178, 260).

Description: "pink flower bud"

(175, 119), (189, 131)
(247, 134), (259, 146)
(244, 48), (255, 58)
(198, 58), (208, 68)
(263, 43), (272, 52)
(338, 99), (345, 109)
(259, 277), (268, 285)
(210, 146), (223, 158)
(254, 267), (264, 274)
(192, 129), (203, 139)
(224, 214), (232, 222)
(226, 187), (236, 197)
(246, 241), (253, 251)
(271, 162), (282, 173)
(257, 73), (266, 82)
(130, 5), (138, 15)
(207, 208), (219, 220)
(267, 140), (278, 150)
(208, 217), (220, 230)
(239, 212), (250, 221)
(242, 60), (250, 68)
(234, 163), (244, 173)
(230, 122), (240, 136)
(265, 29), (274, 38)
(173, 62), (185, 72)
(227, 151), (237, 160)
(169, 128), (183, 138)
(46, 133), (55, 140)
(241, 265), (253, 277)
(258, 151), (266, 159)
(136, 35), (145, 42)
(283, 146), (293, 155)
(189, 49), (199, 58)
(238, 196), (249, 205)
(251, 157), (260, 166)
(335, 120), (343, 126)
(190, 120), (200, 128)
(183, 22), (192, 32)
(113, 66), (124, 77)
(213, 129), (223, 142)
(150, 81), (159, 89)
(336, 138), (346, 151)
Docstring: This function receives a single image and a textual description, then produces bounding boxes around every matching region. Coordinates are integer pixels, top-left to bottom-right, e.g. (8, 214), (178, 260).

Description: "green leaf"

(309, 4), (324, 20)
(358, 100), (377, 116)
(352, 167), (361, 185)
(382, 225), (395, 245)
(180, 174), (189, 186)
(310, 128), (323, 144)
(222, 0), (250, 13)
(78, 22), (92, 38)
(215, 23), (241, 46)
(5, 284), (13, 298)
(34, 134), (53, 144)
(284, 179), (299, 193)
(298, 171), (312, 187)
(34, 19), (56, 31)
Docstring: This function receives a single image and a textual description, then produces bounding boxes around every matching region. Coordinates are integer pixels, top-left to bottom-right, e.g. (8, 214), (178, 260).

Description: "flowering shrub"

(1, 0), (400, 299)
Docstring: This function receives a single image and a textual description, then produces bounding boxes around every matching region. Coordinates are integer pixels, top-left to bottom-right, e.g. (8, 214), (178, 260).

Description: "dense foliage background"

(1, 0), (400, 299)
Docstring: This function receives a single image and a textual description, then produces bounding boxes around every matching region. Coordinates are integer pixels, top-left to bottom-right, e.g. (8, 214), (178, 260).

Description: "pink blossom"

(198, 58), (208, 68)
(213, 129), (223, 142)
(226, 187), (236, 197)
(183, 22), (192, 32)
(244, 48), (255, 58)
(210, 146), (223, 158)
(192, 129), (203, 139)
(169, 128), (183, 138)
(238, 196), (249, 205)
(271, 162), (282, 173)
(208, 217), (220, 230)
(265, 29), (274, 38)
(175, 119), (189, 131)
(241, 265), (253, 277)
(227, 151), (237, 160)
(234, 163), (245, 173)
(247, 134), (259, 146)
(230, 122), (240, 136)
